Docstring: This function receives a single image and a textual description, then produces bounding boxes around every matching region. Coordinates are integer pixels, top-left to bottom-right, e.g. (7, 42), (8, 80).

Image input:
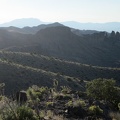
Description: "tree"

(86, 78), (120, 107)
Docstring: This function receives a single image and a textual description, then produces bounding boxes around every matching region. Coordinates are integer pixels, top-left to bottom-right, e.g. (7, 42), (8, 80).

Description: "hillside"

(4, 25), (120, 67)
(0, 24), (120, 94)
(0, 51), (120, 95)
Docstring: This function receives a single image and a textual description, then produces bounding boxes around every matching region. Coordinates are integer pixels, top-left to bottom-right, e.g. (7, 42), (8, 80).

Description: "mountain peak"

(0, 18), (48, 28)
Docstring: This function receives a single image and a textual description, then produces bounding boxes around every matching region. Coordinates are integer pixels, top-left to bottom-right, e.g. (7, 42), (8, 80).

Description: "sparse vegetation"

(88, 105), (103, 116)
(0, 80), (119, 120)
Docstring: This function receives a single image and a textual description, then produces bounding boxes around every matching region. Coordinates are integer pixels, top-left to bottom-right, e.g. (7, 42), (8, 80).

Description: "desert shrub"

(54, 93), (72, 100)
(0, 101), (38, 120)
(66, 99), (86, 108)
(86, 78), (120, 108)
(0, 95), (3, 101)
(27, 88), (38, 101)
(46, 110), (54, 119)
(46, 102), (54, 107)
(27, 85), (48, 101)
(66, 100), (73, 107)
(88, 105), (103, 115)
(39, 110), (54, 120)
(16, 106), (38, 120)
(75, 100), (86, 107)
(61, 86), (71, 94)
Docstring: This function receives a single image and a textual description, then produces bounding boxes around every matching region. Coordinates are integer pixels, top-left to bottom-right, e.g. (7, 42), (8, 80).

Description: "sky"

(0, 0), (120, 24)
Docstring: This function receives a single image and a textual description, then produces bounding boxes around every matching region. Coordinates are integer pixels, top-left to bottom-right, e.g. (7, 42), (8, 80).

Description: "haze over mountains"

(0, 18), (120, 32)
(0, 18), (120, 94)
(0, 18), (49, 28)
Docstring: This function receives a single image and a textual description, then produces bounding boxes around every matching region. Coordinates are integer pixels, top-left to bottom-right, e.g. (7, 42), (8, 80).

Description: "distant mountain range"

(0, 22), (64, 34)
(62, 21), (120, 32)
(0, 18), (120, 32)
(0, 18), (49, 28)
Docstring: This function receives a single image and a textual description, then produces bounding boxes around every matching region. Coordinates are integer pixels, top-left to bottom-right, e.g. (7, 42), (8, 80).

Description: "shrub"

(16, 106), (38, 120)
(61, 86), (71, 94)
(54, 93), (72, 100)
(66, 100), (73, 107)
(1, 103), (38, 120)
(66, 99), (86, 108)
(46, 102), (54, 107)
(86, 78), (120, 108)
(88, 105), (103, 115)
(75, 100), (86, 107)
(0, 96), (3, 101)
(27, 85), (48, 101)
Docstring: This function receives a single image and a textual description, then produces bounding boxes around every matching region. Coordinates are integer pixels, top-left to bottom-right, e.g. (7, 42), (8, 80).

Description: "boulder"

(16, 91), (27, 103)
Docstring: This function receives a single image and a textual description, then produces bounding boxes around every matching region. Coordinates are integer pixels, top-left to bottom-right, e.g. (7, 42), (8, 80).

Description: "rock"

(16, 91), (27, 103)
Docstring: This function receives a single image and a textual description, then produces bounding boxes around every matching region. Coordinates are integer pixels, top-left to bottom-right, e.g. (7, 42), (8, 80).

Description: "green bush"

(75, 100), (86, 107)
(1, 105), (38, 120)
(66, 99), (86, 108)
(46, 102), (54, 107)
(61, 86), (71, 94)
(27, 85), (48, 101)
(88, 105), (103, 115)
(66, 100), (73, 107)
(86, 78), (120, 108)
(16, 106), (38, 120)
(54, 93), (72, 100)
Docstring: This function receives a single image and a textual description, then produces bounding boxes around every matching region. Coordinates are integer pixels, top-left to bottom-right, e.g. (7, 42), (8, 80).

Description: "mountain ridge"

(0, 18), (120, 32)
(0, 22), (120, 95)
(0, 18), (49, 28)
(0, 25), (120, 67)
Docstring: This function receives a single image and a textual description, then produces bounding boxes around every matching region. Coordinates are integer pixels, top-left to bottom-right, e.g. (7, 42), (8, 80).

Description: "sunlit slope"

(0, 51), (85, 94)
(0, 51), (120, 94)
(0, 25), (120, 67)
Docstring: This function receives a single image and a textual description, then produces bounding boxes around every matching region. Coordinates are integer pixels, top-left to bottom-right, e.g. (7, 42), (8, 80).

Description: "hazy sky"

(0, 0), (119, 23)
